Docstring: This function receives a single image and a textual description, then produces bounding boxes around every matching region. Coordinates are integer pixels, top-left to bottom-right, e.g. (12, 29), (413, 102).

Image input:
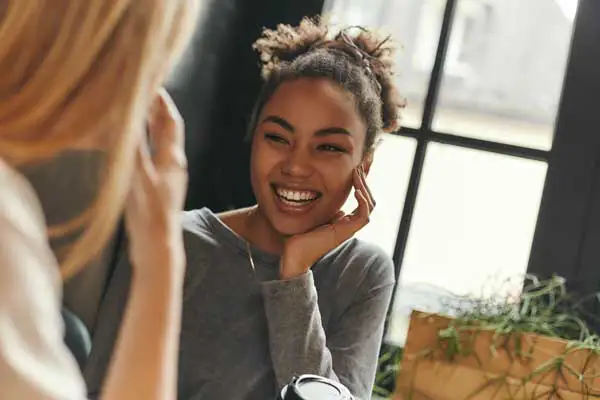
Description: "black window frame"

(364, 0), (600, 335)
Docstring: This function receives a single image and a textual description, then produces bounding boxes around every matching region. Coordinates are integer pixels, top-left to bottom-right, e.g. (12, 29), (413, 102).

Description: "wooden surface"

(393, 311), (600, 399)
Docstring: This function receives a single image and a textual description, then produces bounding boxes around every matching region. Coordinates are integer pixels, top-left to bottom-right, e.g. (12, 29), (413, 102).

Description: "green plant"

(409, 275), (600, 399)
(372, 343), (404, 399)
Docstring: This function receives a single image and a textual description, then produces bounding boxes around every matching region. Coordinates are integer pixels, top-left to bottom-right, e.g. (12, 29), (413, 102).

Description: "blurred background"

(327, 0), (575, 346)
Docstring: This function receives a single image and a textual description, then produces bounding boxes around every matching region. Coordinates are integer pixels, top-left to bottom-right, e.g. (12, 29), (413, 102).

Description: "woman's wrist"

(130, 240), (185, 284)
(279, 256), (309, 280)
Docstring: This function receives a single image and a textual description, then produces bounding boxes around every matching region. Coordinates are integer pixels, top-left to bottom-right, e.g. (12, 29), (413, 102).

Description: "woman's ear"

(362, 151), (374, 175)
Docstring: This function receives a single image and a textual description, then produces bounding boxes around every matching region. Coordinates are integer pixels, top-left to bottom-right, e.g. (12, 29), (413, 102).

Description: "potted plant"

(373, 343), (404, 398)
(392, 276), (600, 399)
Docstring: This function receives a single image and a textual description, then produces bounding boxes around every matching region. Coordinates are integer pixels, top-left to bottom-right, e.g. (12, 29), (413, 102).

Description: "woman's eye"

(264, 133), (289, 145)
(318, 144), (347, 153)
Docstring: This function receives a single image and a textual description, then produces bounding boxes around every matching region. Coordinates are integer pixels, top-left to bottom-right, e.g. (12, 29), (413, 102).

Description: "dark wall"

(526, 0), (600, 329)
(167, 0), (325, 212)
(528, 0), (600, 291)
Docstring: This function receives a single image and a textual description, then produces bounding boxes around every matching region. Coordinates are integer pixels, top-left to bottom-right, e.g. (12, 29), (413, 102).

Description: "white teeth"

(276, 188), (318, 202)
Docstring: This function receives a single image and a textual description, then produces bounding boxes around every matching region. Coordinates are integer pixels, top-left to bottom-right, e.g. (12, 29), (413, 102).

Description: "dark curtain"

(167, 0), (325, 212)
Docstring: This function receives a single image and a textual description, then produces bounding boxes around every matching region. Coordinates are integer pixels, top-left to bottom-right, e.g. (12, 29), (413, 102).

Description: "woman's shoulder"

(336, 237), (393, 267)
(321, 238), (396, 288)
(0, 159), (87, 400)
(180, 207), (243, 257)
(343, 238), (393, 262)
(0, 157), (58, 292)
(0, 159), (48, 243)
(182, 207), (215, 235)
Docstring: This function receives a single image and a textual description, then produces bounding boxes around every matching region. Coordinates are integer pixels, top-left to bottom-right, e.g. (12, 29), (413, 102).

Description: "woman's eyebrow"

(260, 115), (295, 133)
(315, 127), (351, 137)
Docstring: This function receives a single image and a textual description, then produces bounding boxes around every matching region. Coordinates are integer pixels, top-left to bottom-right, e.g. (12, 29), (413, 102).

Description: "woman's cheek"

(252, 143), (281, 175)
(326, 169), (354, 205)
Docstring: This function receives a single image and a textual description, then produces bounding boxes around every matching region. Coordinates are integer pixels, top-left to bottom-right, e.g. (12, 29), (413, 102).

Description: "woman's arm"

(100, 90), (188, 400)
(99, 245), (184, 400)
(261, 251), (395, 399)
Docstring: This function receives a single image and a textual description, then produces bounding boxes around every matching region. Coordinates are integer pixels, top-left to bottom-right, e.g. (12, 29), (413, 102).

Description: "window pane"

(387, 143), (547, 346)
(434, 0), (578, 150)
(323, 0), (447, 129)
(342, 135), (416, 256)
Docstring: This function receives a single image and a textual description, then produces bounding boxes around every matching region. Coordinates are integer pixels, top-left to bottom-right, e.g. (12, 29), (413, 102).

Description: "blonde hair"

(0, 1), (198, 278)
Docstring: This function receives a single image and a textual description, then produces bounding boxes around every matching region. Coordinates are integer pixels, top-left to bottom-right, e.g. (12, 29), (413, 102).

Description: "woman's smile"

(272, 183), (323, 214)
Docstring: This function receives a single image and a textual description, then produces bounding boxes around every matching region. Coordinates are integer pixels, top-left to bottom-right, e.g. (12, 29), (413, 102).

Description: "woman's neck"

(246, 206), (286, 255)
(220, 205), (286, 255)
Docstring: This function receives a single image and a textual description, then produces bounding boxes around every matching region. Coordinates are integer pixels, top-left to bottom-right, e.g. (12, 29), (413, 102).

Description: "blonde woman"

(0, 1), (198, 399)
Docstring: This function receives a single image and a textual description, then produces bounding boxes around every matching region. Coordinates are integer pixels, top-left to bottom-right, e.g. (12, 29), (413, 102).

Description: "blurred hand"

(125, 89), (188, 282)
(280, 165), (375, 280)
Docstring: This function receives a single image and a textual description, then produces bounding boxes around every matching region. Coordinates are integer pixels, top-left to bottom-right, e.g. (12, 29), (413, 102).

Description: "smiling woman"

(250, 78), (367, 240)
(86, 17), (404, 400)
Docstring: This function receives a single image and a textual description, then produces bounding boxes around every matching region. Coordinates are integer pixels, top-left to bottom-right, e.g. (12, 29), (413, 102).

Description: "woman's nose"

(280, 147), (314, 178)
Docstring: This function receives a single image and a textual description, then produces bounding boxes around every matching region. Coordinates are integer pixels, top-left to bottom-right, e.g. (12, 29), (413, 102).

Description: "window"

(324, 0), (580, 346)
(413, 0), (487, 79)
(341, 135), (416, 257)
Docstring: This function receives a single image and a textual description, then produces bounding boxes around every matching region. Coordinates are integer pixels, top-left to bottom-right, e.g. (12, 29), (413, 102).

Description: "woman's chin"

(271, 216), (332, 238)
(274, 224), (313, 238)
(260, 202), (340, 237)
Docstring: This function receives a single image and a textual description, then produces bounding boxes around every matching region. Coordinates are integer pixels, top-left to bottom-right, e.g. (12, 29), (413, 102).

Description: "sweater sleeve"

(260, 251), (395, 399)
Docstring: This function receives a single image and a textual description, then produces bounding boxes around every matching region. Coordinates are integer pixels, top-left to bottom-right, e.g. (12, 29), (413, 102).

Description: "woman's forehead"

(260, 78), (367, 135)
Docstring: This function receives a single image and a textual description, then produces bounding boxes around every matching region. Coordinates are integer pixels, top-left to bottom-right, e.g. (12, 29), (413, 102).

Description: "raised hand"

(125, 88), (188, 281)
(280, 165), (375, 280)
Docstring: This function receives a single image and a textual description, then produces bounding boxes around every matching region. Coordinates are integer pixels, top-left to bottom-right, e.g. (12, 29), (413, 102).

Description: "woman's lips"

(271, 184), (322, 213)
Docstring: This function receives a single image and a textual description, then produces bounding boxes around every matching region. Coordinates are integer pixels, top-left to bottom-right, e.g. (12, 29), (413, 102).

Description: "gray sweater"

(85, 208), (395, 400)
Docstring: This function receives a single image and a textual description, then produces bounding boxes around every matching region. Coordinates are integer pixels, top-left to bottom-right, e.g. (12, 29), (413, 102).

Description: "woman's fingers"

(148, 89), (187, 171)
(125, 144), (154, 223)
(352, 166), (374, 215)
(353, 174), (371, 222)
(359, 165), (376, 210)
(354, 165), (375, 212)
(331, 210), (346, 223)
(330, 168), (372, 241)
(137, 137), (154, 180)
(127, 89), (188, 220)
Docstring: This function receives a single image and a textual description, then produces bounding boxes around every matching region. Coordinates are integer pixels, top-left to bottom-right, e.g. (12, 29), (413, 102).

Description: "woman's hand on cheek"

(279, 165), (375, 280)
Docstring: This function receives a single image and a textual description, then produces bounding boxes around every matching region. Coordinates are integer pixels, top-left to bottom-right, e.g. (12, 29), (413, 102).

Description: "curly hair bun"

(253, 17), (405, 135)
